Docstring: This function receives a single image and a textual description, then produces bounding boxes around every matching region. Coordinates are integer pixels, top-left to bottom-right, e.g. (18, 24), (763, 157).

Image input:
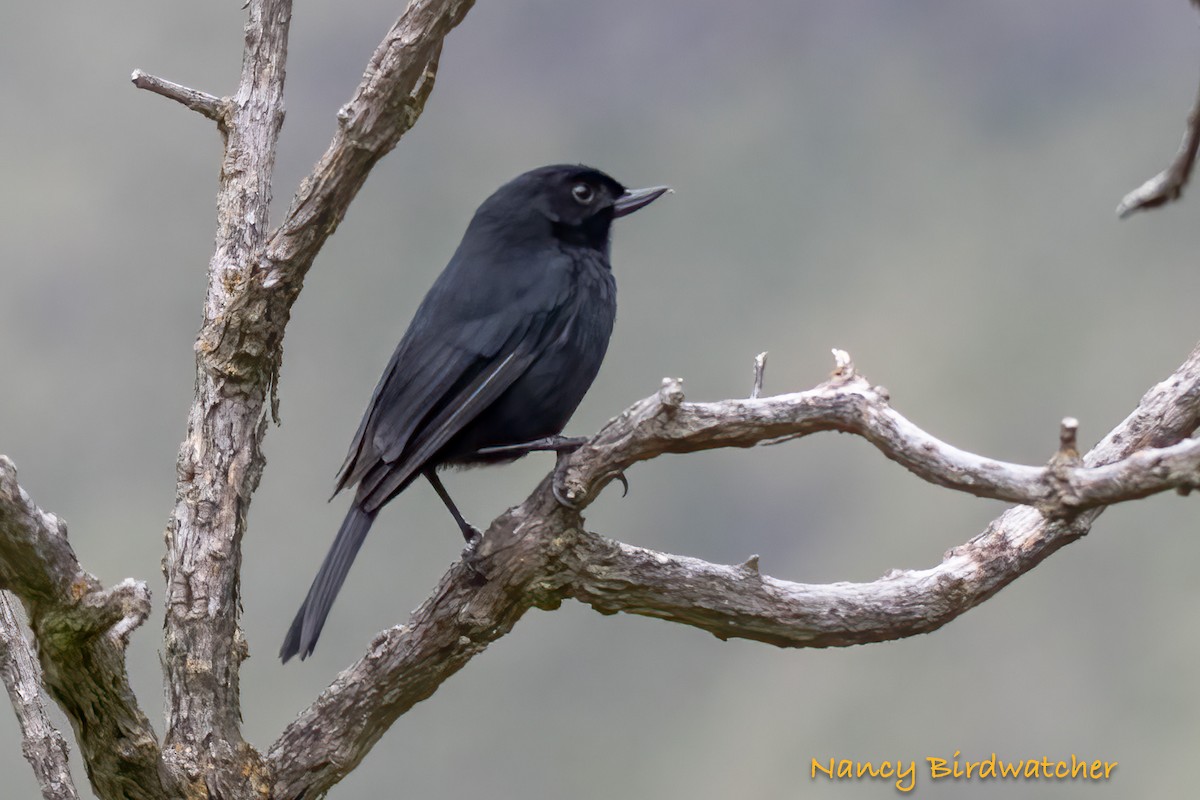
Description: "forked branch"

(555, 350), (1200, 512)
(0, 458), (161, 800)
(268, 343), (1200, 798)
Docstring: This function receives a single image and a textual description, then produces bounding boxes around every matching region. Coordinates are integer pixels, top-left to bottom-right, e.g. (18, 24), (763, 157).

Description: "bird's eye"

(571, 183), (595, 205)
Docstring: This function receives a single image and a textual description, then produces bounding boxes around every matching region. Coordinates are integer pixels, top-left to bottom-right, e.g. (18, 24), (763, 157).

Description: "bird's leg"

(474, 435), (588, 458)
(424, 469), (482, 548)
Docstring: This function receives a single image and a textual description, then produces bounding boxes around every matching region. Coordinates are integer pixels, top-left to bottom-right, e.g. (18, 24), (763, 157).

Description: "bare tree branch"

(255, 0), (475, 416)
(554, 343), (1200, 641)
(555, 350), (1200, 513)
(264, 0), (474, 272)
(0, 592), (79, 800)
(267, 554), (530, 799)
(3, 5), (477, 794)
(130, 69), (225, 123)
(146, 0), (475, 795)
(157, 0), (292, 793)
(1117, 67), (1200, 217)
(267, 342), (1200, 798)
(0, 457), (163, 800)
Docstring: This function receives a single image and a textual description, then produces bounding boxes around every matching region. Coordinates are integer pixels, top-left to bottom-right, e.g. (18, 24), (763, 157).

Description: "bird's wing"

(332, 337), (450, 495)
(334, 252), (576, 506)
(356, 312), (566, 512)
(335, 315), (528, 480)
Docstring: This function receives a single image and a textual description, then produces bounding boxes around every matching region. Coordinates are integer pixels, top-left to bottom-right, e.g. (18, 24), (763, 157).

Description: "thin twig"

(130, 70), (224, 123)
(750, 351), (767, 399)
(1117, 69), (1200, 217)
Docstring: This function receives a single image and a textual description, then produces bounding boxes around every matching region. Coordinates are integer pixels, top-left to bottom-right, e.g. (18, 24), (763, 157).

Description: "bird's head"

(476, 164), (670, 252)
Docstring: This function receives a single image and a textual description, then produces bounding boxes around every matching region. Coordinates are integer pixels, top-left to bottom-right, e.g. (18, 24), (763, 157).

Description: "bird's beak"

(613, 185), (672, 218)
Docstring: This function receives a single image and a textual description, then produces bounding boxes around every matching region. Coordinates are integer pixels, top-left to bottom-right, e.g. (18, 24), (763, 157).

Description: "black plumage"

(280, 164), (668, 661)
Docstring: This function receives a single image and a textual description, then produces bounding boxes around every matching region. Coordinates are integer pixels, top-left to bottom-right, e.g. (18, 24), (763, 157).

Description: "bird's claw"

(550, 465), (630, 510)
(594, 468), (630, 498)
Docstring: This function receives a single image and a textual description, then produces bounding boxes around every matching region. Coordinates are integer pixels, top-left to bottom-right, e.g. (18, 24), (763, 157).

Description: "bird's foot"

(551, 455), (630, 510)
(460, 526), (487, 581)
(460, 523), (483, 551)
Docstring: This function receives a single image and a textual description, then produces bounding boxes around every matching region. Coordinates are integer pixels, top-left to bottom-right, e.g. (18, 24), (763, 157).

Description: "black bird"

(280, 164), (669, 661)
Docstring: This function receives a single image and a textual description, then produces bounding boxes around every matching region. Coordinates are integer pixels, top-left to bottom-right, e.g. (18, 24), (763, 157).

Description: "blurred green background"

(3, 1), (1200, 797)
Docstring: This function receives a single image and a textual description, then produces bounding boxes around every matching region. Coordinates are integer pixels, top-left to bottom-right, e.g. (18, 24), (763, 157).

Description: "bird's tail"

(280, 504), (378, 662)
